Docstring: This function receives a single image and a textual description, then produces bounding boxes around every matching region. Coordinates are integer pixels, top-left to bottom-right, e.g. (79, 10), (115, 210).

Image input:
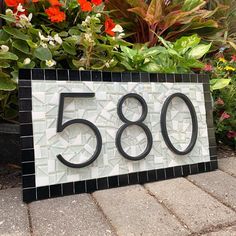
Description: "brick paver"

(145, 178), (236, 234)
(0, 188), (30, 236)
(188, 170), (236, 210)
(203, 225), (236, 235)
(29, 193), (116, 236)
(219, 157), (236, 177)
(93, 185), (190, 236)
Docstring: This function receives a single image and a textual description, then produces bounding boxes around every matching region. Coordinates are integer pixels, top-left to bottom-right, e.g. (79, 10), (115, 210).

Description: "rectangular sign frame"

(19, 69), (217, 202)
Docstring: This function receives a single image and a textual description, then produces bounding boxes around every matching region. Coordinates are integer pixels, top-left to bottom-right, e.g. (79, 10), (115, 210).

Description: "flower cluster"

(203, 53), (236, 146)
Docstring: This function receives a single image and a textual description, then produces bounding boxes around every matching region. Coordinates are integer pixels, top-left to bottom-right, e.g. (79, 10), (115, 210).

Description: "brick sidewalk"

(1, 157), (236, 236)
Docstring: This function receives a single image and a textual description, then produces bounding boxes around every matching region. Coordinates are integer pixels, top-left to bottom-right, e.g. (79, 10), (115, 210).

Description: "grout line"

(142, 185), (193, 235)
(198, 223), (236, 235)
(185, 175), (236, 213)
(90, 194), (119, 236)
(27, 204), (34, 236)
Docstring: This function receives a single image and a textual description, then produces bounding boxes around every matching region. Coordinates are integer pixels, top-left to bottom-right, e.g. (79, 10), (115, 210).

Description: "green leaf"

(0, 30), (10, 42)
(33, 47), (52, 61)
(210, 78), (231, 91)
(0, 14), (16, 23)
(173, 34), (201, 55)
(0, 61), (10, 68)
(13, 39), (30, 54)
(17, 61), (35, 69)
(3, 26), (30, 40)
(0, 76), (16, 91)
(182, 0), (204, 11)
(0, 51), (18, 60)
(188, 43), (212, 59)
(141, 62), (161, 72)
(27, 40), (38, 48)
(144, 46), (164, 57)
(62, 41), (77, 55)
(120, 46), (136, 59)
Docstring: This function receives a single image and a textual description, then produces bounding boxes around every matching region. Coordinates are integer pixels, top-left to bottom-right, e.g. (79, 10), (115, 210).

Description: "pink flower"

(203, 64), (213, 72)
(220, 111), (230, 121)
(231, 55), (236, 62)
(215, 98), (224, 106)
(227, 131), (236, 139)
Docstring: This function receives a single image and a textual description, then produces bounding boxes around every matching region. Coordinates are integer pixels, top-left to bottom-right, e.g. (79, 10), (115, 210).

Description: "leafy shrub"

(0, 0), (129, 121)
(106, 0), (219, 46)
(115, 34), (211, 73)
(203, 55), (236, 147)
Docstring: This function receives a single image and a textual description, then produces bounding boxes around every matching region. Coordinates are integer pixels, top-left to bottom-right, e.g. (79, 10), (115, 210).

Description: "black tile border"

(19, 69), (217, 203)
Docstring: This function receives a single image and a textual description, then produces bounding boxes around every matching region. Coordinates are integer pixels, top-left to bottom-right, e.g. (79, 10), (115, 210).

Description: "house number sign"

(19, 69), (217, 202)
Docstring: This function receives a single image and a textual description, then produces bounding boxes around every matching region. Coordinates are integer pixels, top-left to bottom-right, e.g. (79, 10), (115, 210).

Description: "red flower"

(203, 64), (213, 72)
(49, 0), (62, 6)
(105, 17), (116, 36)
(45, 6), (66, 23)
(91, 0), (102, 5)
(4, 0), (24, 7)
(220, 111), (230, 121)
(227, 131), (236, 139)
(231, 55), (236, 62)
(215, 98), (224, 106)
(78, 0), (92, 12)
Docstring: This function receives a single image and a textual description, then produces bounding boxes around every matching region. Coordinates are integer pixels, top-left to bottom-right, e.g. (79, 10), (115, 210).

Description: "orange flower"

(78, 0), (92, 12)
(32, 0), (39, 2)
(91, 0), (102, 5)
(45, 6), (66, 23)
(4, 0), (24, 7)
(105, 17), (116, 36)
(49, 0), (62, 6)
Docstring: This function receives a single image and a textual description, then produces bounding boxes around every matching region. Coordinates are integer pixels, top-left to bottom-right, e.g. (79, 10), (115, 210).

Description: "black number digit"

(160, 93), (198, 155)
(115, 93), (153, 161)
(57, 93), (102, 168)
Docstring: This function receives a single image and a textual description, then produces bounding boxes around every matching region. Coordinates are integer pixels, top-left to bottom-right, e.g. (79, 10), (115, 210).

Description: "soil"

(0, 146), (235, 190)
(0, 163), (21, 190)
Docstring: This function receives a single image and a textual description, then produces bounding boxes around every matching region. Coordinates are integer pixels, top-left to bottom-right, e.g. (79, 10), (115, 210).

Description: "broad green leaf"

(121, 60), (134, 70)
(141, 62), (161, 72)
(62, 41), (76, 55)
(173, 34), (201, 54)
(59, 31), (68, 37)
(13, 39), (30, 54)
(0, 51), (18, 60)
(0, 76), (16, 91)
(33, 47), (52, 60)
(210, 78), (231, 91)
(144, 46), (164, 57)
(27, 40), (38, 48)
(121, 46), (136, 59)
(17, 61), (35, 69)
(188, 43), (212, 59)
(0, 30), (10, 42)
(3, 26), (30, 40)
(68, 28), (80, 36)
(0, 14), (15, 23)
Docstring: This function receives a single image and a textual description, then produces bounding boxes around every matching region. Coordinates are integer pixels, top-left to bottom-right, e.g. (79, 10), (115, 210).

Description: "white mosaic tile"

(31, 81), (210, 187)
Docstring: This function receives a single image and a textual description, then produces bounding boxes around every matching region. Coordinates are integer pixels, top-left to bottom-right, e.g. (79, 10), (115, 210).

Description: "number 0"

(160, 93), (198, 155)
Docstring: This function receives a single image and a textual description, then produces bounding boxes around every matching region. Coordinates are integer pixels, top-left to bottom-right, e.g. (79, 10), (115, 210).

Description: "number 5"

(57, 93), (102, 168)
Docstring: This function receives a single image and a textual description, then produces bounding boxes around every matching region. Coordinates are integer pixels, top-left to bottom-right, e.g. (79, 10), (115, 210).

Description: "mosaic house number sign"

(19, 69), (217, 202)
